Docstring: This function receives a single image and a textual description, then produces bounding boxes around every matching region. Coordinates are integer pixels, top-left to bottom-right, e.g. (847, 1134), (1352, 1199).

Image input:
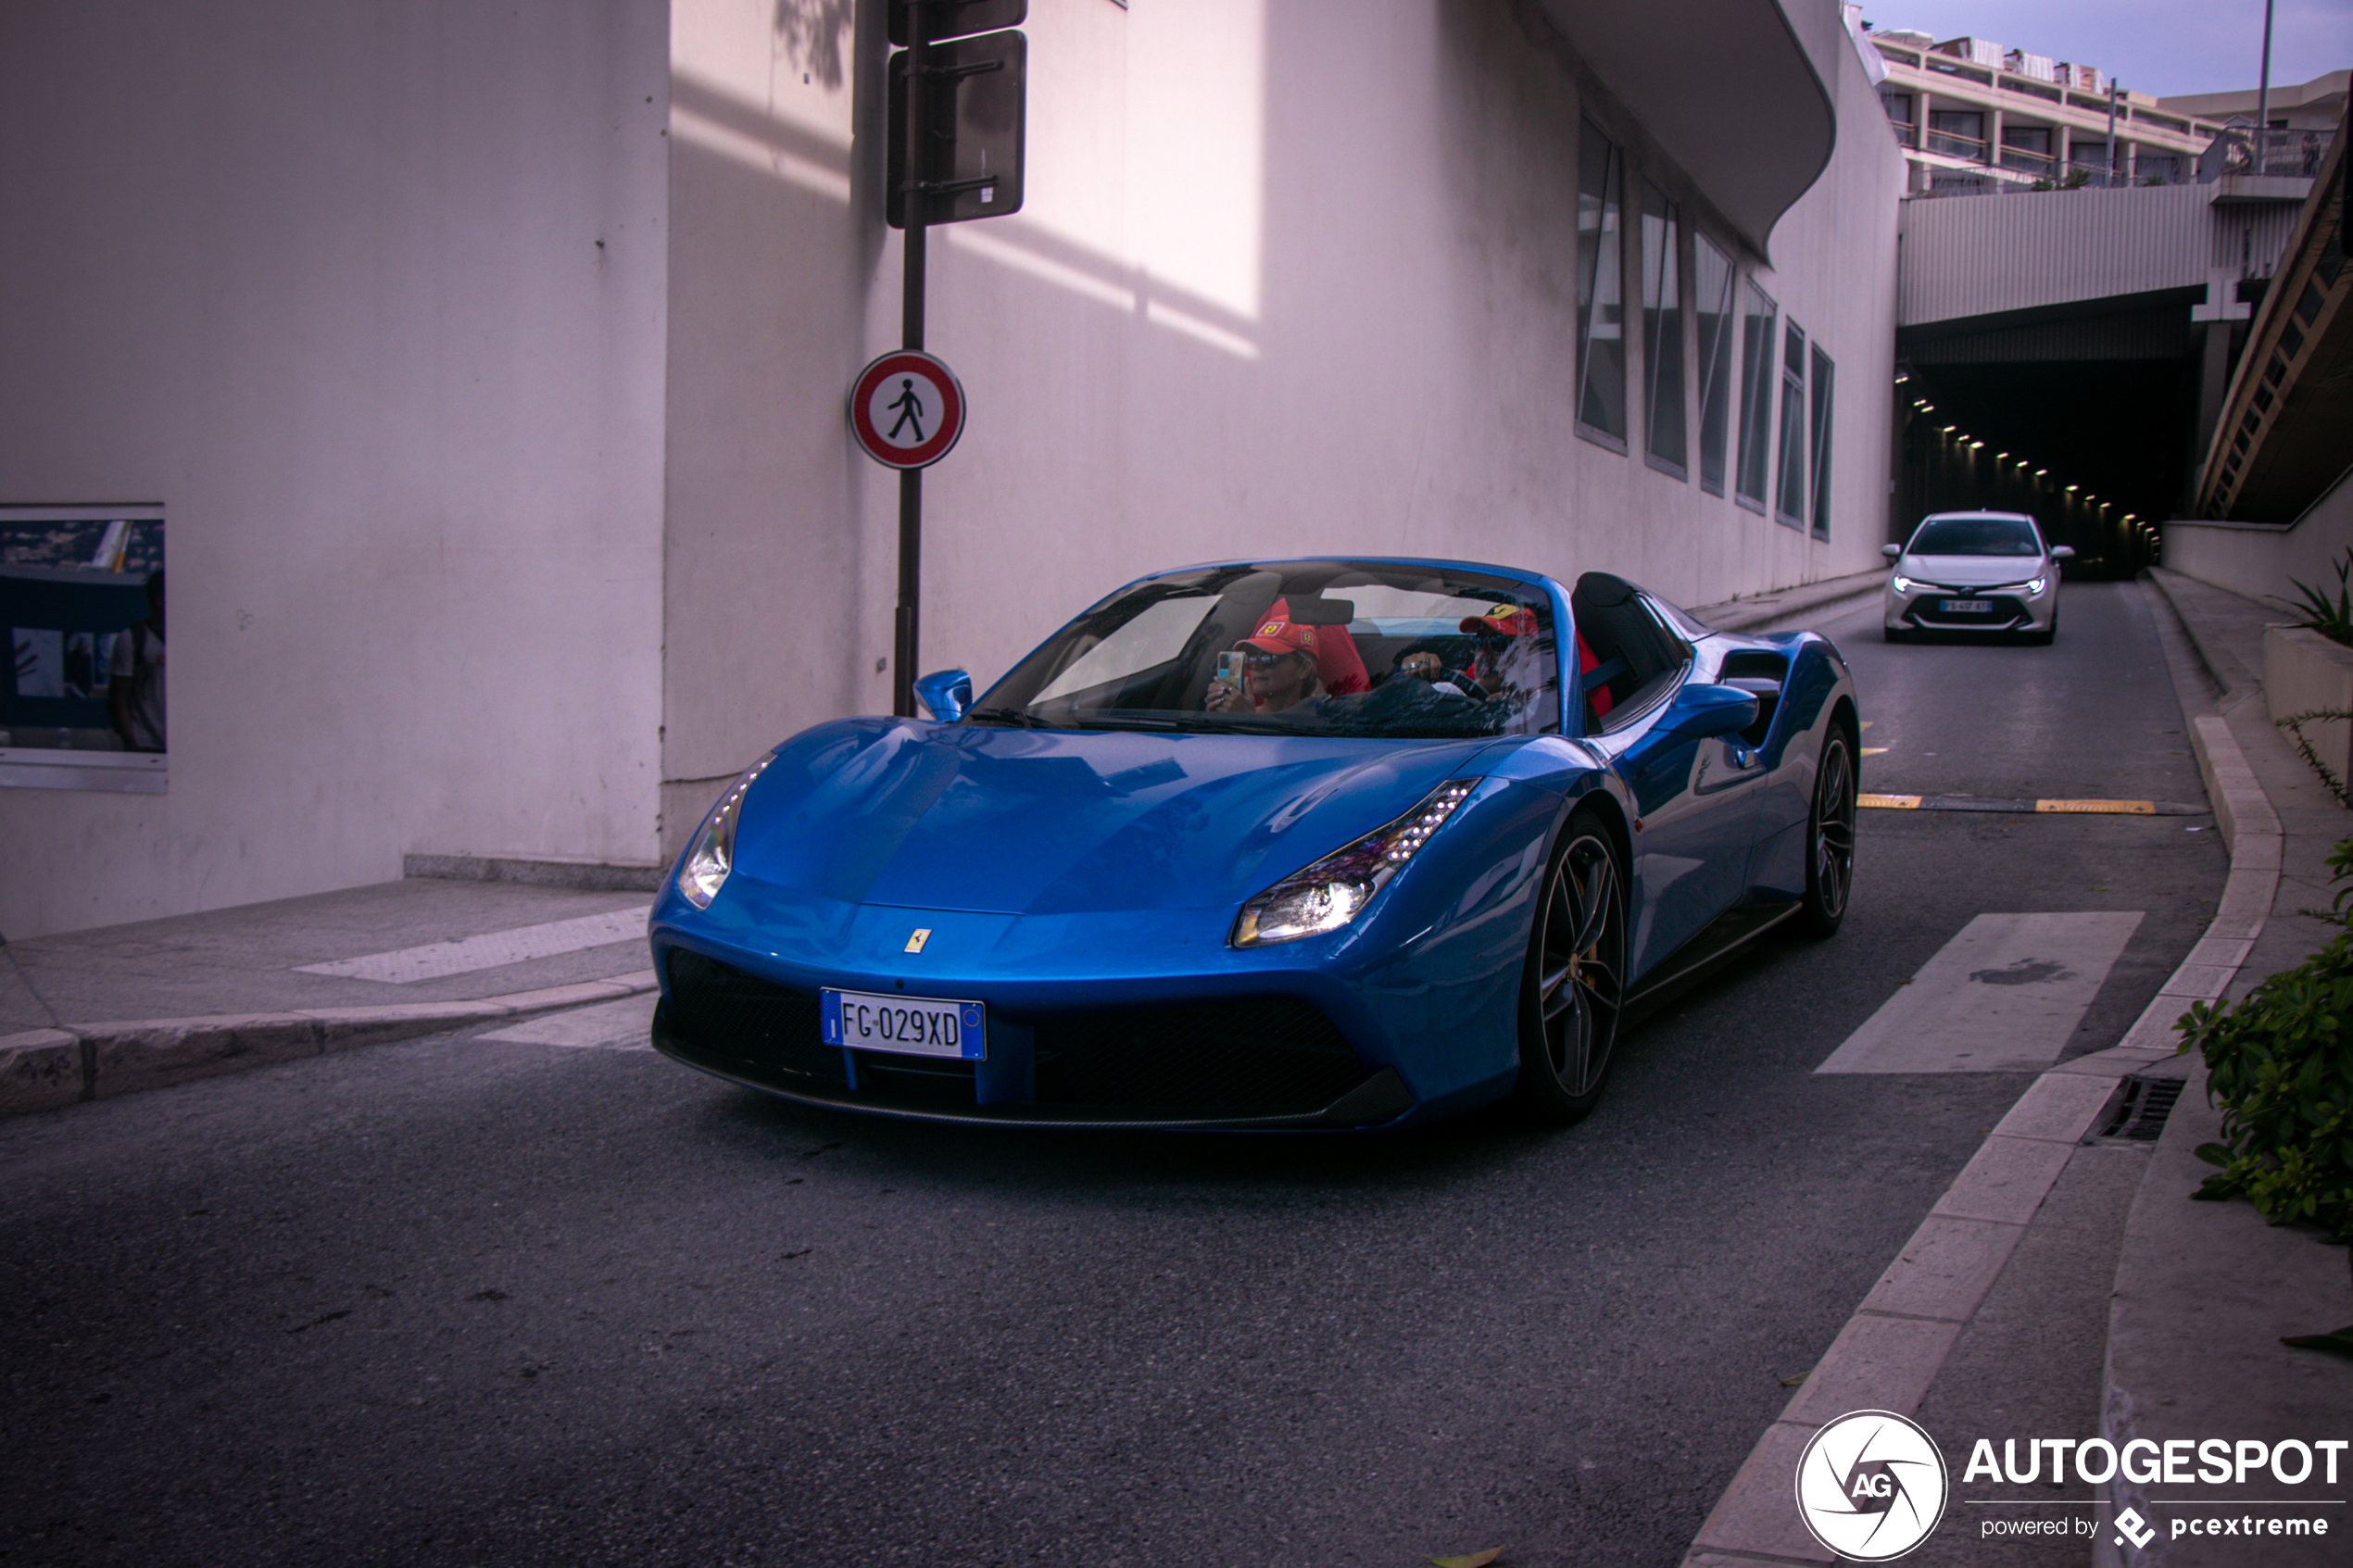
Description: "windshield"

(971, 561), (1561, 739)
(1907, 516), (2043, 557)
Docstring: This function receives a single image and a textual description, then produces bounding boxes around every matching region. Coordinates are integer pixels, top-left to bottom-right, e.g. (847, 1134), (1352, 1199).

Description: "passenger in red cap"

(1206, 598), (1361, 714)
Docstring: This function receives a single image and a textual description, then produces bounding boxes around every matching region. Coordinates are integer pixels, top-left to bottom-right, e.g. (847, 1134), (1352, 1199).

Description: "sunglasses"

(1242, 650), (1299, 671)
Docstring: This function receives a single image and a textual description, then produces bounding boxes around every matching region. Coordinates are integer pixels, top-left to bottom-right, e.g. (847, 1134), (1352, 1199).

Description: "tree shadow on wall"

(775, 0), (856, 91)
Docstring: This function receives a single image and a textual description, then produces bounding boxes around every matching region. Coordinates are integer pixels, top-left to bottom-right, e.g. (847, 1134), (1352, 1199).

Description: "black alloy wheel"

(1513, 818), (1628, 1124)
(1798, 729), (1857, 936)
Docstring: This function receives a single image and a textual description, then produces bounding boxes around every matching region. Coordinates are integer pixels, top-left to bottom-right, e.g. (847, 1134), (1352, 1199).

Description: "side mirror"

(1667, 683), (1760, 740)
(1881, 543), (1903, 559)
(912, 670), (974, 722)
(2050, 546), (2076, 560)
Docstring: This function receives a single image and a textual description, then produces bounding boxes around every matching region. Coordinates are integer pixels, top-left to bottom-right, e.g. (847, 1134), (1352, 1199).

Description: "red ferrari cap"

(1460, 603), (1538, 637)
(1239, 610), (1319, 658)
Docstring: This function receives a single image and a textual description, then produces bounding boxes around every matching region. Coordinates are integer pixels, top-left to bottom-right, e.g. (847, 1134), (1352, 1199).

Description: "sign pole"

(892, 5), (932, 718)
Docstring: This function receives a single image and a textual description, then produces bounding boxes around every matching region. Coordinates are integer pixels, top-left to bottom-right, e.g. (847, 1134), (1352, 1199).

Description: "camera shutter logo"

(1794, 1411), (1949, 1561)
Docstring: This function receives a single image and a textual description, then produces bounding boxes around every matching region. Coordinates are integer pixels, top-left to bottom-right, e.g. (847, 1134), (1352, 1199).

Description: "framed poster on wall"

(1, 504), (167, 793)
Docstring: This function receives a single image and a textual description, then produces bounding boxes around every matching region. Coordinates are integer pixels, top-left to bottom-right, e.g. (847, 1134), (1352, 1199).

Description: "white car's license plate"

(821, 988), (985, 1060)
(1941, 598), (1990, 613)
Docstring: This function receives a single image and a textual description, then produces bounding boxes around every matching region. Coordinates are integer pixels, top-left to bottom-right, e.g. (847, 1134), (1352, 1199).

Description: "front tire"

(1797, 729), (1857, 937)
(1512, 817), (1628, 1125)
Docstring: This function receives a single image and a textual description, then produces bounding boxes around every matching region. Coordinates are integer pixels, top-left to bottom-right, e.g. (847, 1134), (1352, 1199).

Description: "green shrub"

(2283, 549), (2353, 648)
(2176, 837), (2353, 1243)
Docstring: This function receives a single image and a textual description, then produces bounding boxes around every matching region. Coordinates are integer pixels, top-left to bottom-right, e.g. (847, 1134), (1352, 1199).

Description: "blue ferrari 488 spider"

(649, 558), (1858, 1130)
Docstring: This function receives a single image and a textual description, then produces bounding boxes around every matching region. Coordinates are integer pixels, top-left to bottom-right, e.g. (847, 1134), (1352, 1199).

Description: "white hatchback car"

(1881, 511), (2073, 645)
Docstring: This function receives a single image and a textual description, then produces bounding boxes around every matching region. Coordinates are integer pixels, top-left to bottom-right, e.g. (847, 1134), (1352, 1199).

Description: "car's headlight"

(1891, 573), (1917, 595)
(1231, 778), (1479, 947)
(676, 755), (775, 909)
(2024, 575), (2048, 596)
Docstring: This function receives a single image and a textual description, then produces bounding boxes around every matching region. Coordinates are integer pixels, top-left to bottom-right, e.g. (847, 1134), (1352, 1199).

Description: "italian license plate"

(821, 988), (985, 1060)
(1941, 598), (1990, 613)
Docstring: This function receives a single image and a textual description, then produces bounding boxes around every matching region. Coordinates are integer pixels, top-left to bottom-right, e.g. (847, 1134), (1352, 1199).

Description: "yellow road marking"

(1859, 720), (1874, 729)
(2036, 798), (2156, 814)
(1861, 746), (1890, 756)
(1859, 793), (1920, 809)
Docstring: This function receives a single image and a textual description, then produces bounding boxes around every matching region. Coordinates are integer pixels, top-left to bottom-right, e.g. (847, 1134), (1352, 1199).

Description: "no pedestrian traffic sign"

(849, 350), (965, 470)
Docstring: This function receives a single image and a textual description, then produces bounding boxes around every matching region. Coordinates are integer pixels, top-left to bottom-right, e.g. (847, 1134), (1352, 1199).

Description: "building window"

(1734, 282), (1777, 512)
(1999, 124), (2055, 176)
(1879, 89), (1915, 134)
(1927, 109), (1985, 160)
(1641, 182), (1686, 478)
(1775, 320), (1807, 528)
(1692, 234), (1735, 497)
(1576, 118), (1627, 448)
(1808, 345), (1834, 541)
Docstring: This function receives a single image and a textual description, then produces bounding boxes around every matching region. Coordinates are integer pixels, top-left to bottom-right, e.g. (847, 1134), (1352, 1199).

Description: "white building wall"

(0, 2), (672, 937)
(0, 0), (1903, 928)
(661, 0), (1904, 854)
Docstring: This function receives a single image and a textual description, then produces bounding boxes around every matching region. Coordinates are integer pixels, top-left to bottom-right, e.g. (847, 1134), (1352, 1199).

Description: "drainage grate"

(2090, 1074), (2186, 1143)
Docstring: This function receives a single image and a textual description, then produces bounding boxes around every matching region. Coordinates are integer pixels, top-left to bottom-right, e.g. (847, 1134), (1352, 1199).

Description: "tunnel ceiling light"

(2036, 469), (2049, 477)
(1970, 441), (1985, 449)
(2066, 484), (2079, 491)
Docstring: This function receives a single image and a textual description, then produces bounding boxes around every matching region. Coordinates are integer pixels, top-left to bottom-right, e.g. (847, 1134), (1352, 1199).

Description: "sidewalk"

(1685, 570), (2353, 1567)
(0, 873), (659, 1115)
(1690, 566), (1885, 633)
(2101, 569), (2353, 1566)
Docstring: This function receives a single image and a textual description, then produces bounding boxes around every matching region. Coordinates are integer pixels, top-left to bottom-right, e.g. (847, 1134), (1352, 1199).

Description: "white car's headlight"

(1891, 573), (1917, 595)
(1232, 778), (1480, 947)
(2024, 575), (2048, 596)
(677, 755), (775, 909)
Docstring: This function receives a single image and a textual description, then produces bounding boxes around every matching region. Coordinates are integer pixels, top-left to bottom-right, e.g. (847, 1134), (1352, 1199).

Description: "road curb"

(2145, 567), (2262, 704)
(0, 971), (659, 1120)
(1678, 697), (2282, 1565)
(1692, 569), (1886, 634)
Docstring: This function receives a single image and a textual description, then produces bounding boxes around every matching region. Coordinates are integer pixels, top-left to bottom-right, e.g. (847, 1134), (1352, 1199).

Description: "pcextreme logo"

(1795, 1411), (1950, 1561)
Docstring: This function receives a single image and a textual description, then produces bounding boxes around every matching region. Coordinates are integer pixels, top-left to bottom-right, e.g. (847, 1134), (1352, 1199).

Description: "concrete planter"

(2264, 625), (2353, 785)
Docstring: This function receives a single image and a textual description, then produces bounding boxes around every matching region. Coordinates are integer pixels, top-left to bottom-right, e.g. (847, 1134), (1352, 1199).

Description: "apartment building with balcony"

(1864, 24), (2228, 193)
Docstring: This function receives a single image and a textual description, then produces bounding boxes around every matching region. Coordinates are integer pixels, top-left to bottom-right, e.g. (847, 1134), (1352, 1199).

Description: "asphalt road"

(0, 580), (2226, 1568)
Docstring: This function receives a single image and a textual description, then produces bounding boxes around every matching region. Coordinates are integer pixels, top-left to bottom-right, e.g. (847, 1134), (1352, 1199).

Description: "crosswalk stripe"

(296, 906), (652, 984)
(1816, 910), (2145, 1073)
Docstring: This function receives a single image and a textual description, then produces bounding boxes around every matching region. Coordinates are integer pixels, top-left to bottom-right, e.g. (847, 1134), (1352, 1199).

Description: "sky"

(1859, 0), (2352, 98)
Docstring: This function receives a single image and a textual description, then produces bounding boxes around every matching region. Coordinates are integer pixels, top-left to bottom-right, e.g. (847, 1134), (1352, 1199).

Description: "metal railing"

(2199, 124), (2337, 181)
(1912, 127), (2334, 198)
